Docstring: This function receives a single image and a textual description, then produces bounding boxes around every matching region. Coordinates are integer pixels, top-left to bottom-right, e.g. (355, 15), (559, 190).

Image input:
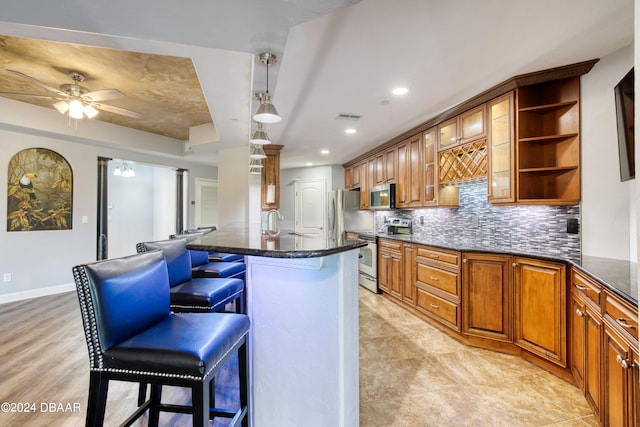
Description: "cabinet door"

(408, 134), (423, 207)
(487, 92), (515, 203)
(375, 153), (385, 185)
(514, 257), (566, 367)
(389, 252), (403, 300)
(462, 253), (512, 342)
(261, 148), (281, 210)
(423, 127), (438, 206)
(351, 163), (360, 188)
(460, 104), (486, 144)
(438, 116), (458, 150)
(570, 292), (603, 421)
(384, 146), (397, 183)
(403, 244), (417, 305)
(603, 322), (636, 427)
(378, 250), (391, 293)
(359, 159), (372, 209)
(396, 141), (409, 207)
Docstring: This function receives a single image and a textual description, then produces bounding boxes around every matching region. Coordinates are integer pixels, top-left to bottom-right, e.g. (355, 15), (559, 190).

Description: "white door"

(294, 179), (326, 237)
(194, 178), (218, 228)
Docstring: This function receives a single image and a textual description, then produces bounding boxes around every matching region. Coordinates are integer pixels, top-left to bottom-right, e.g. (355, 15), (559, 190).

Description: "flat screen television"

(614, 68), (634, 181)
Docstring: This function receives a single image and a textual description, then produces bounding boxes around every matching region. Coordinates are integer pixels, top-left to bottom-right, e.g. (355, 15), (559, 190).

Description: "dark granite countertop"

(186, 228), (367, 259)
(377, 233), (638, 305)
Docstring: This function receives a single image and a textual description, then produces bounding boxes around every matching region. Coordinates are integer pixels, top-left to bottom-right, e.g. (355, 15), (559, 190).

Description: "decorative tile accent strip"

(375, 180), (581, 262)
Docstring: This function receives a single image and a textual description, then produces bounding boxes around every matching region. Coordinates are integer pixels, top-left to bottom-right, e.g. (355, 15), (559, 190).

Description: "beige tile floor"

(358, 288), (598, 426)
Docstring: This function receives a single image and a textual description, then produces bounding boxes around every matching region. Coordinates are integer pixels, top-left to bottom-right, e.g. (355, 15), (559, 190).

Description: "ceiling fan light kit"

(249, 52), (281, 174)
(1, 69), (141, 125)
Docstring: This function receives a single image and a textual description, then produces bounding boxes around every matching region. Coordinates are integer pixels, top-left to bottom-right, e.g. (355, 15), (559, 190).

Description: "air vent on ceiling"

(336, 113), (361, 121)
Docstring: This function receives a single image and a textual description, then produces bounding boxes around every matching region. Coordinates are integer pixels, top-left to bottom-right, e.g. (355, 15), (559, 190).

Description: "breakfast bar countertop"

(186, 228), (366, 259)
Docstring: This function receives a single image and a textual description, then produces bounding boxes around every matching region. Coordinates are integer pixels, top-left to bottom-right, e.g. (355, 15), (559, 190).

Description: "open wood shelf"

(519, 101), (577, 114)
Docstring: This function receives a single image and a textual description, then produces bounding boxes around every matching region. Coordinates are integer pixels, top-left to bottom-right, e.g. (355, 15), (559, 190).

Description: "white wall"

(581, 43), (636, 260)
(0, 103), (216, 301)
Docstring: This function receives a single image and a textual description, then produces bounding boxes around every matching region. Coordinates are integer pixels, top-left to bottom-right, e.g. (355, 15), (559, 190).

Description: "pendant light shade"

(250, 122), (271, 144)
(249, 144), (266, 159)
(253, 93), (281, 123)
(253, 52), (281, 123)
(249, 167), (262, 175)
(249, 158), (264, 169)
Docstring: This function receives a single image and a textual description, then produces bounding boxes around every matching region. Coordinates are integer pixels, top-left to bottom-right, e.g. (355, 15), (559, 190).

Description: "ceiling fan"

(0, 69), (142, 119)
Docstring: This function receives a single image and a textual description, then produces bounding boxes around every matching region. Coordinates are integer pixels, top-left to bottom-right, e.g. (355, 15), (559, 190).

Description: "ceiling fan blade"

(93, 102), (142, 119)
(5, 69), (68, 97)
(82, 89), (124, 102)
(0, 92), (66, 100)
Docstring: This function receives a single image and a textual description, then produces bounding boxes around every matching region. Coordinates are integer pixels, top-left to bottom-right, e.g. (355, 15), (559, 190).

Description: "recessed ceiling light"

(320, 149), (330, 155)
(392, 87), (408, 95)
(306, 162), (314, 166)
(345, 128), (356, 134)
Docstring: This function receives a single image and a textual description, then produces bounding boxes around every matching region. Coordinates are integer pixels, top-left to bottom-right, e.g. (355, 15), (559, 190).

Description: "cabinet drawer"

(571, 269), (602, 309)
(417, 263), (459, 297)
(605, 293), (638, 341)
(379, 238), (403, 252)
(416, 288), (459, 329)
(417, 246), (460, 268)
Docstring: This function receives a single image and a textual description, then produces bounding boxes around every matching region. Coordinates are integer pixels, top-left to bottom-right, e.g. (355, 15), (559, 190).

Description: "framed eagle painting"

(7, 148), (73, 231)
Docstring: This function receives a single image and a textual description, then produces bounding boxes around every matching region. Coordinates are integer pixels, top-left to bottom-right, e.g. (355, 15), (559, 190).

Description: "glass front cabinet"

(487, 92), (515, 203)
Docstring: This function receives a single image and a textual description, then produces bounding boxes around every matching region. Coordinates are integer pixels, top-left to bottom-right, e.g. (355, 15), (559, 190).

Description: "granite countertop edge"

(377, 233), (638, 306)
(187, 240), (367, 259)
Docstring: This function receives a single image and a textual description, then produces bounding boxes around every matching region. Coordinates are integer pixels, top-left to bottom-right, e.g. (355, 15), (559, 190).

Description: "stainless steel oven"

(357, 233), (378, 293)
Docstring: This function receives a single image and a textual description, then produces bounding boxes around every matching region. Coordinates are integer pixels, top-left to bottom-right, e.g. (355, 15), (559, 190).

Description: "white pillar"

(218, 146), (262, 230)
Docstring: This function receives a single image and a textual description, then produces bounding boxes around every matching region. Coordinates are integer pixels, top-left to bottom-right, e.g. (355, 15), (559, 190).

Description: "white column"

(218, 146), (261, 229)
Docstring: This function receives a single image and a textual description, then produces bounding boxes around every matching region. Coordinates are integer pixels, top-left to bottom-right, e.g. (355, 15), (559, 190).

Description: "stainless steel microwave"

(370, 183), (395, 210)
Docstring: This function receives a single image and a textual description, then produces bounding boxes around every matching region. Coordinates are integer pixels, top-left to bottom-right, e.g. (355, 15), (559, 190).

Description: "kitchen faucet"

(266, 209), (283, 233)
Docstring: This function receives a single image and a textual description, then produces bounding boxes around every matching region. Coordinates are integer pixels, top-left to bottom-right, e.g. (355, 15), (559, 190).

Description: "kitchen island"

(187, 228), (366, 427)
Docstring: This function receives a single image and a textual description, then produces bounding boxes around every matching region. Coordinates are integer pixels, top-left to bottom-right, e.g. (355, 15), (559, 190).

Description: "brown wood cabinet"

(344, 163), (359, 189)
(462, 253), (513, 343)
(437, 104), (486, 150)
(261, 144), (283, 210)
(384, 146), (397, 183)
(602, 290), (639, 427)
(516, 77), (581, 204)
(378, 238), (403, 300)
(569, 269), (603, 421)
(396, 134), (423, 208)
(403, 243), (417, 305)
(415, 245), (461, 332)
(377, 238), (637, 426)
(487, 92), (516, 203)
(514, 257), (567, 367)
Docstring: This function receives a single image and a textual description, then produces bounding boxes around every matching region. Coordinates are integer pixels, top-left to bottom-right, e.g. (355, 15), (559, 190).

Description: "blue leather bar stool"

(136, 239), (245, 314)
(189, 249), (246, 279)
(72, 251), (250, 427)
(208, 251), (245, 262)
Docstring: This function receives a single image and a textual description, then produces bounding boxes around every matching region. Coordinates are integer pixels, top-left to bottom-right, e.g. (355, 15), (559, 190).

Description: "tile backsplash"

(375, 180), (581, 261)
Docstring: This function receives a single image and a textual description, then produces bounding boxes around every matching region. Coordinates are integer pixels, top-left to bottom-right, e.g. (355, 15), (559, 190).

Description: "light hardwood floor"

(0, 289), (596, 426)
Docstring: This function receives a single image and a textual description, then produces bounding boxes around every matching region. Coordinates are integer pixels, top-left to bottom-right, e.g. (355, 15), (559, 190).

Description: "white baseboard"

(0, 283), (75, 305)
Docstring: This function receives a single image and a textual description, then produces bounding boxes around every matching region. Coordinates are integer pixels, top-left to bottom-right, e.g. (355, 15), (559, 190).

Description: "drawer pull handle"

(429, 303), (440, 309)
(430, 276), (440, 281)
(575, 308), (585, 318)
(430, 255), (439, 259)
(575, 285), (588, 291)
(616, 318), (636, 329)
(616, 354), (633, 369)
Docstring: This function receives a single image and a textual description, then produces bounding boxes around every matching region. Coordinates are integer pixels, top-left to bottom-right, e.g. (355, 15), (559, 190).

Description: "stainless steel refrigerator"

(328, 189), (374, 239)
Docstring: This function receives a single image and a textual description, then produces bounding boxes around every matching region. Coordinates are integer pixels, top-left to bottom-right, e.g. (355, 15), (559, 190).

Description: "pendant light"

(253, 52), (281, 124)
(249, 144), (267, 159)
(250, 121), (271, 144)
(249, 158), (264, 169)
